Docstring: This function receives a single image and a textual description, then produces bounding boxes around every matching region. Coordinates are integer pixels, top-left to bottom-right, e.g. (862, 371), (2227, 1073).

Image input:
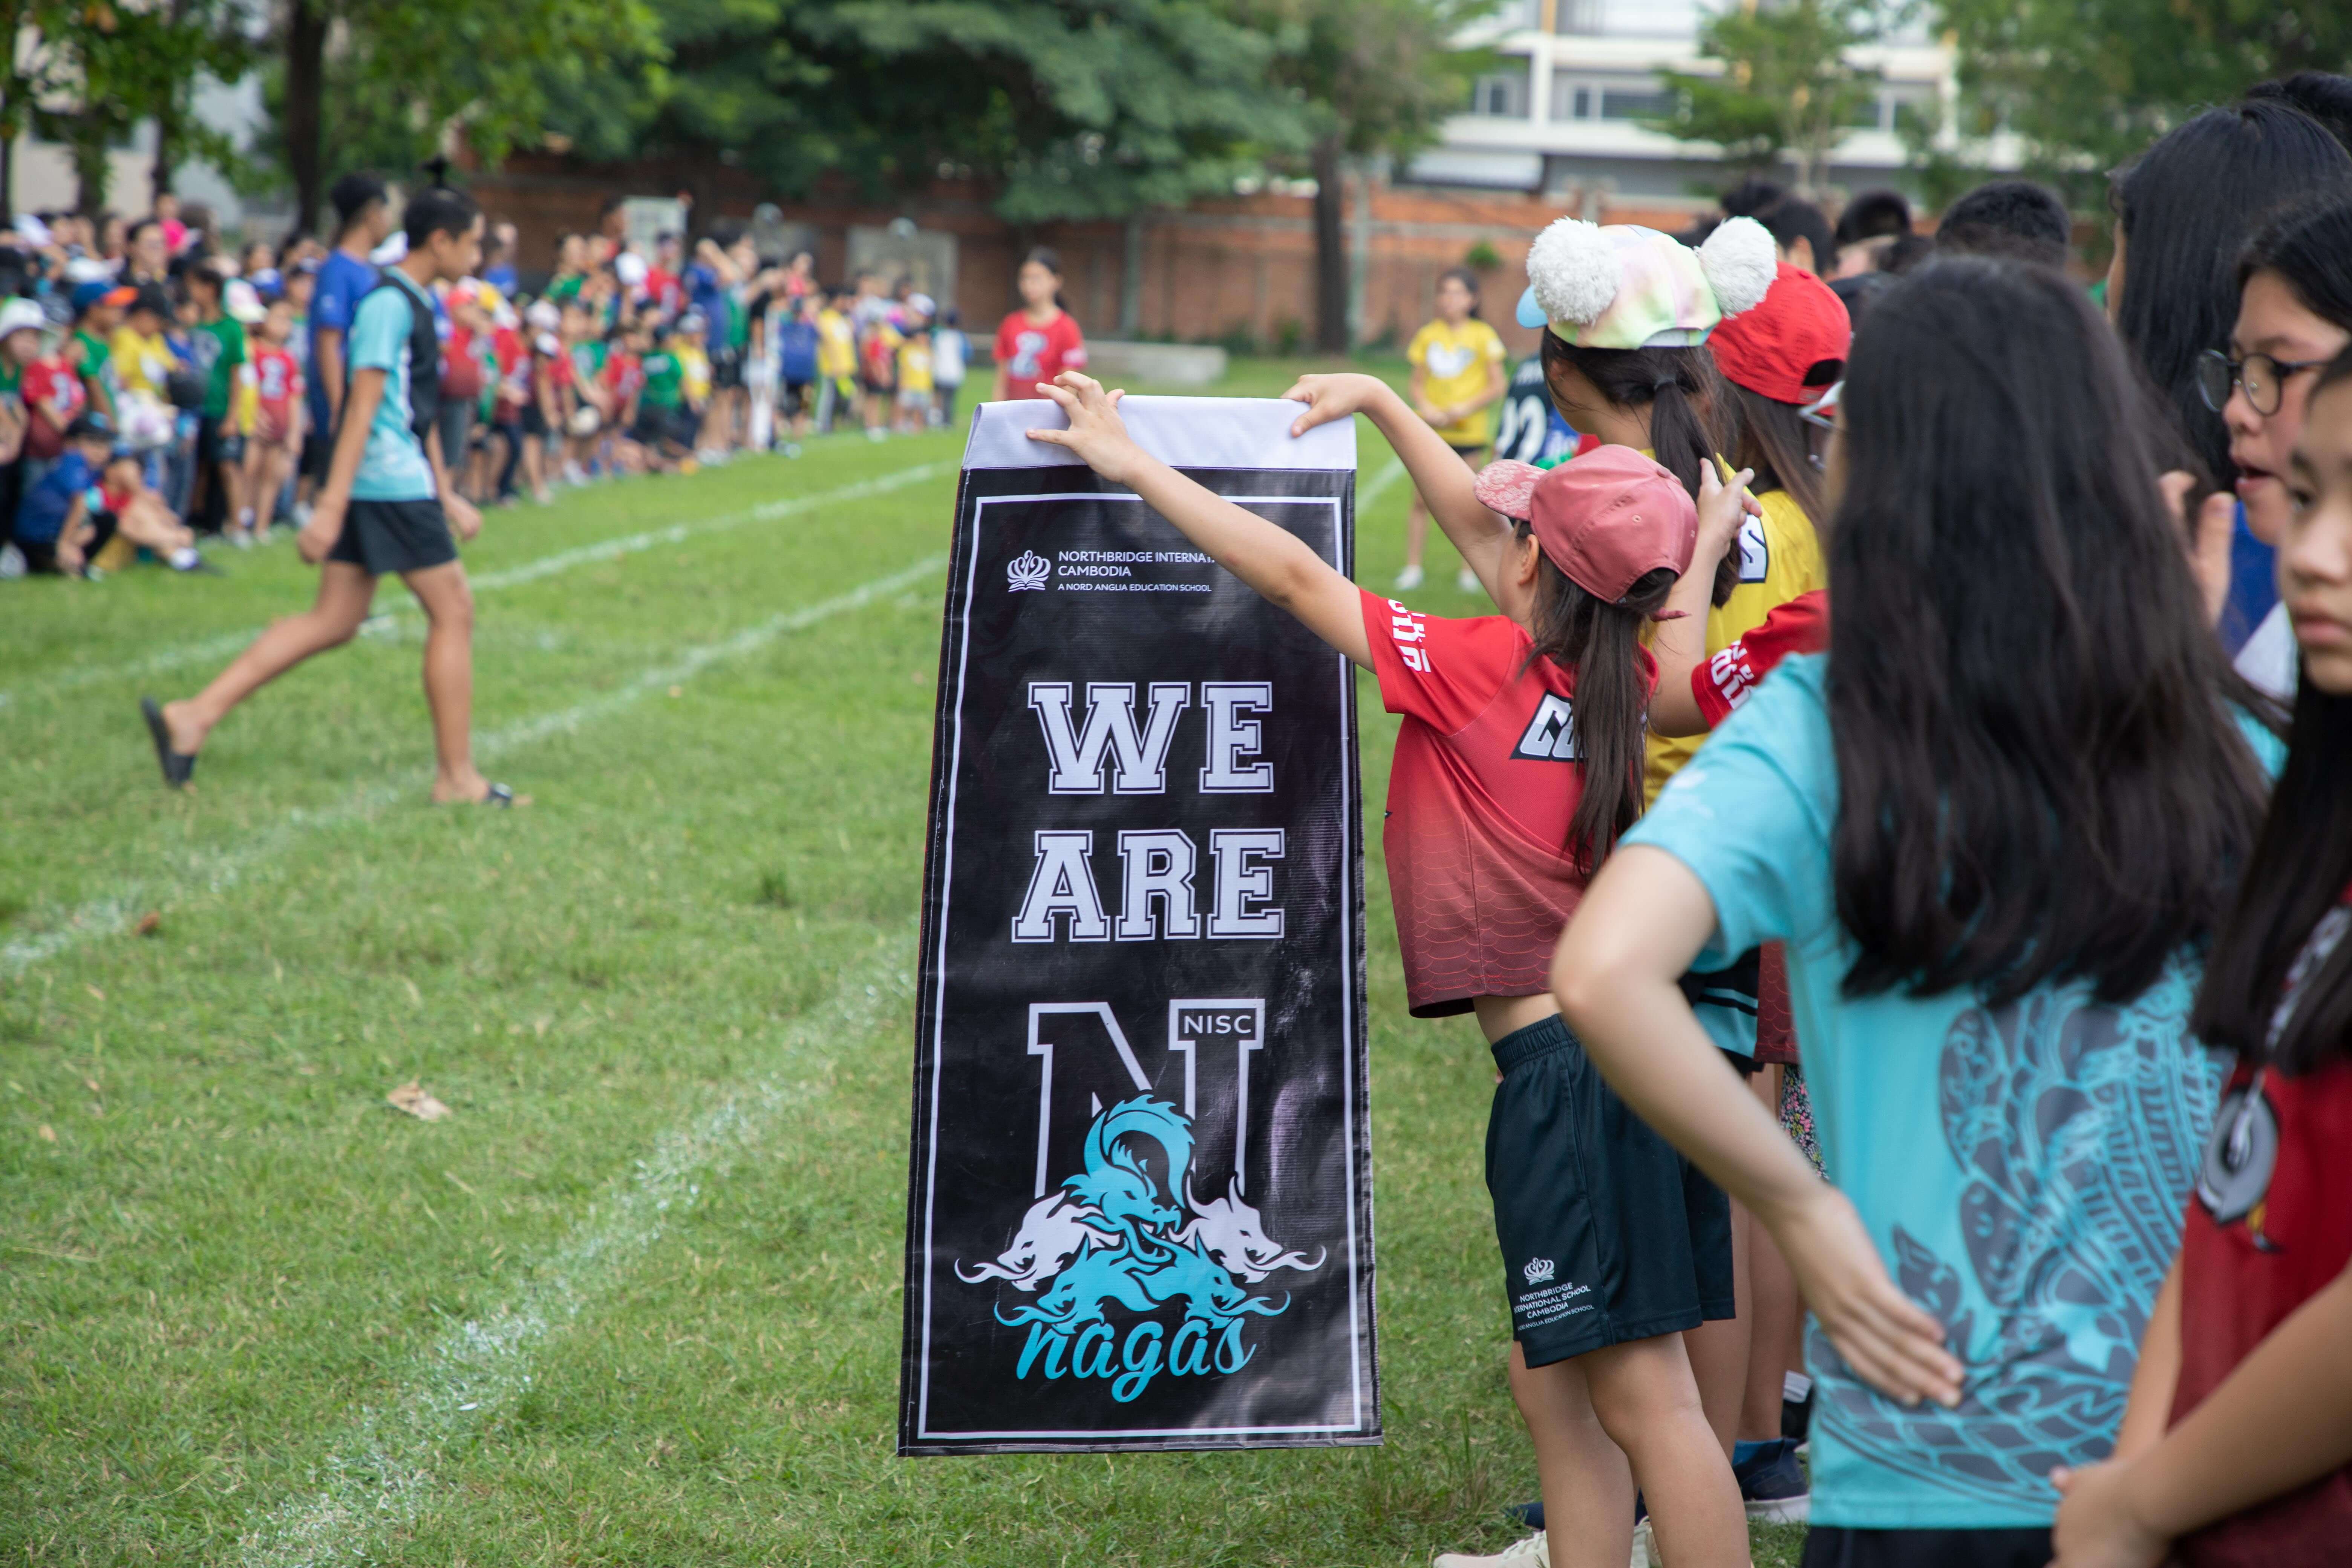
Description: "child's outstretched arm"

(1026, 372), (1372, 670)
(1280, 372), (1514, 595)
(1553, 845), (1966, 1411)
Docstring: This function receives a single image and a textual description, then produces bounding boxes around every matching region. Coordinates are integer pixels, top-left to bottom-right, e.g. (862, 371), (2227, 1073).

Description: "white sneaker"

(1434, 1530), (1548, 1568)
(1456, 566), (1481, 593)
(1393, 563), (1425, 590)
(1630, 1518), (1658, 1568)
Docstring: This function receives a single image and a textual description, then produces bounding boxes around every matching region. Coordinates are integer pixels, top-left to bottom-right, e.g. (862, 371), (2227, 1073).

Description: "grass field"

(1, 357), (1803, 1566)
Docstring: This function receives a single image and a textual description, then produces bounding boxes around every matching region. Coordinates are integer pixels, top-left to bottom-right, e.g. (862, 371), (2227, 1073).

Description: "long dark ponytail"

(1541, 332), (1739, 603)
(1516, 527), (1676, 875)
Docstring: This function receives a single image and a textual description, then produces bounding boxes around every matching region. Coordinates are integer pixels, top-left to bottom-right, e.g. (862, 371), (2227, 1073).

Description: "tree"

(1652, 0), (1881, 196)
(269, 0), (657, 238)
(0, 0), (77, 222)
(1263, 0), (1487, 353)
(1934, 0), (2352, 200)
(32, 0), (250, 217)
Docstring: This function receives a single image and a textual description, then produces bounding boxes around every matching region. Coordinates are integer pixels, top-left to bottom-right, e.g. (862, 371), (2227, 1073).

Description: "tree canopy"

(1651, 0), (1882, 195)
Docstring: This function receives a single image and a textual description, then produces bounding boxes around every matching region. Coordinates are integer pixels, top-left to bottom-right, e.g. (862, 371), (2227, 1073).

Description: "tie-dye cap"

(1514, 217), (1777, 350)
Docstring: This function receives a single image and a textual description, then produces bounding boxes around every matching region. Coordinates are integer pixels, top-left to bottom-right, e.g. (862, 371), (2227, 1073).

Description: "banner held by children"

(901, 395), (1376, 1455)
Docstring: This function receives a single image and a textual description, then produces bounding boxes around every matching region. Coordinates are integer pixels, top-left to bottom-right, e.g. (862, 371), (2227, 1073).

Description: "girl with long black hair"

(2106, 100), (2352, 652)
(1029, 366), (1756, 1568)
(2204, 191), (2352, 696)
(2048, 354), (2352, 1568)
(1549, 257), (2282, 1568)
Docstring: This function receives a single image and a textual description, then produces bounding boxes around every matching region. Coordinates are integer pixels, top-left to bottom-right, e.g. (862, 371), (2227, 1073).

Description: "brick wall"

(467, 156), (1703, 356)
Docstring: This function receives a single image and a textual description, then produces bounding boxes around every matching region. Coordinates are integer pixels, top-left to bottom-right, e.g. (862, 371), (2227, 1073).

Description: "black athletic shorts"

(1449, 442), (1487, 462)
(632, 405), (694, 449)
(1802, 1527), (2053, 1568)
(198, 421), (245, 469)
(300, 426), (332, 481)
(326, 497), (456, 577)
(712, 346), (743, 390)
(519, 403), (548, 440)
(1486, 1013), (1734, 1367)
(781, 380), (813, 416)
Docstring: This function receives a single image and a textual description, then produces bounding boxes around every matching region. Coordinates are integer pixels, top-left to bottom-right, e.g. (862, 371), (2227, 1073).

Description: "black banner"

(900, 397), (1378, 1454)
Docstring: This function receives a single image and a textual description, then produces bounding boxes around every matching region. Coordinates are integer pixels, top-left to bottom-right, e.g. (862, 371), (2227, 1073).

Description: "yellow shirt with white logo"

(1644, 482), (1826, 802)
(1407, 317), (1507, 448)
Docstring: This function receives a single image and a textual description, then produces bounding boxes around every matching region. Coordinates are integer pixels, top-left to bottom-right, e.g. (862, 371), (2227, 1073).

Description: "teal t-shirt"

(1623, 655), (2284, 1530)
(346, 280), (435, 503)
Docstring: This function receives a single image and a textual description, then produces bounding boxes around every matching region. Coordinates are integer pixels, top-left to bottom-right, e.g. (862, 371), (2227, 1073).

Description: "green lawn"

(0, 357), (1802, 1566)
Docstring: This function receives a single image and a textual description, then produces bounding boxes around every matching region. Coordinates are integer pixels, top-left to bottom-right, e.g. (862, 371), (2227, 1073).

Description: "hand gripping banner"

(900, 396), (1378, 1454)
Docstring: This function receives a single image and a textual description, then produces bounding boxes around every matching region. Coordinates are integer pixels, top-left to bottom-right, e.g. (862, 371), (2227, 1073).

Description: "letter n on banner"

(900, 396), (1377, 1454)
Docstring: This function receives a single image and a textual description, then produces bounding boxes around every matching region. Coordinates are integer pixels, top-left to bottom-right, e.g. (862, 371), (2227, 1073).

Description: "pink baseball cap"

(1476, 447), (1696, 602)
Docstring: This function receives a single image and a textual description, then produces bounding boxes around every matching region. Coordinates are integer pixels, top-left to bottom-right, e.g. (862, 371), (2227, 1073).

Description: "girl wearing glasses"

(2201, 192), (2352, 697)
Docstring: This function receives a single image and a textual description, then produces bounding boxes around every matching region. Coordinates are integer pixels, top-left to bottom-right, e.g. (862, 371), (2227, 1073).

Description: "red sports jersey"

(2170, 896), (2352, 1568)
(252, 345), (303, 415)
(20, 355), (85, 459)
(993, 310), (1087, 398)
(1361, 589), (1646, 1017)
(1693, 588), (1827, 728)
(603, 351), (644, 404)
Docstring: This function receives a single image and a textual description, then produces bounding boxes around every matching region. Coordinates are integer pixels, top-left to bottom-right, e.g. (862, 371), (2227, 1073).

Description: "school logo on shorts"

(1008, 550), (1051, 591)
(1522, 1256), (1556, 1285)
(1510, 693), (1581, 762)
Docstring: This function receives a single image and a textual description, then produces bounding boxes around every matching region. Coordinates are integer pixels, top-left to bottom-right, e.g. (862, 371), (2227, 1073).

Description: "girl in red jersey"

(2048, 355), (2352, 1568)
(1027, 367), (1756, 1568)
(991, 247), (1086, 403)
(241, 296), (306, 538)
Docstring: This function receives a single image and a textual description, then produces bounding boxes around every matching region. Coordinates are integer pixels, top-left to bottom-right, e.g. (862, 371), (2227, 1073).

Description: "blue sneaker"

(1734, 1436), (1809, 1523)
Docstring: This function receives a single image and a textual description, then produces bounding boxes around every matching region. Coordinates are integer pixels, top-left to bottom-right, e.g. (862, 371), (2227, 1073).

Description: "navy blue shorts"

(1485, 1013), (1735, 1367)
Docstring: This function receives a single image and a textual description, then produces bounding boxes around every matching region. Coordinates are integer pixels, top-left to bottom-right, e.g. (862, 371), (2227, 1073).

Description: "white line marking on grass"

(0, 460), (951, 708)
(0, 556), (945, 974)
(1358, 455), (1405, 510)
(234, 941), (917, 1568)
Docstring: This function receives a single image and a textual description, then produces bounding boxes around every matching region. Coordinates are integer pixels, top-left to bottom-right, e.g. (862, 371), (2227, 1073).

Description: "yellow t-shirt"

(1643, 481), (1827, 802)
(110, 326), (175, 401)
(1407, 317), (1507, 448)
(898, 338), (934, 393)
(817, 308), (856, 378)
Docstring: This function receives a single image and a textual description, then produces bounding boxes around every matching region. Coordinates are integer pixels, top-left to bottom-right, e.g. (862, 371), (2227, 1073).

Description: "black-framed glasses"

(2196, 348), (2333, 416)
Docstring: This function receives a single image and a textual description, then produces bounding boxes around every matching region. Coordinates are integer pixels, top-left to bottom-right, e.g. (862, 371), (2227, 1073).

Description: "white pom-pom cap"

(1697, 216), (1778, 319)
(1522, 217), (1622, 331)
(1519, 219), (1771, 349)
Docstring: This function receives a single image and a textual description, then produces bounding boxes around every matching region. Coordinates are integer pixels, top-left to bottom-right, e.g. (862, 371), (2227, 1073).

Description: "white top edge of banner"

(962, 395), (1358, 472)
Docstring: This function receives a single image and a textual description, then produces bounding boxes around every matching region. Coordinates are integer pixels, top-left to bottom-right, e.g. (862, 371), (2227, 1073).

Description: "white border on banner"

(916, 489), (1366, 1445)
(962, 397), (1356, 473)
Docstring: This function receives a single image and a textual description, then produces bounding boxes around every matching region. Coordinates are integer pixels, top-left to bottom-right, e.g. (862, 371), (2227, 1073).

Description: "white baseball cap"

(0, 297), (48, 341)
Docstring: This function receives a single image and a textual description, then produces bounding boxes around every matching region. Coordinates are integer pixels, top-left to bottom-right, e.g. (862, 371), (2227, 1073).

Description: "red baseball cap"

(1479, 446), (1696, 603)
(1707, 261), (1850, 406)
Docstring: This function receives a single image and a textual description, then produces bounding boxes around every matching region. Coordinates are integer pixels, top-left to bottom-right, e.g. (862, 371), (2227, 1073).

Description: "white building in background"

(4, 69), (274, 230)
(1410, 0), (2005, 208)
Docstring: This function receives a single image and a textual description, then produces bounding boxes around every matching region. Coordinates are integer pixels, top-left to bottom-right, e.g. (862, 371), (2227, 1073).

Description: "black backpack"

(346, 270), (442, 443)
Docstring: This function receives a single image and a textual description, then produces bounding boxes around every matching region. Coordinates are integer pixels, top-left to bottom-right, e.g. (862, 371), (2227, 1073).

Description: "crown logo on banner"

(1008, 551), (1051, 591)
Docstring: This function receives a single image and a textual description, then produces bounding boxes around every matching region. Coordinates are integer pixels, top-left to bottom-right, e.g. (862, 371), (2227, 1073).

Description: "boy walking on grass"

(143, 184), (519, 808)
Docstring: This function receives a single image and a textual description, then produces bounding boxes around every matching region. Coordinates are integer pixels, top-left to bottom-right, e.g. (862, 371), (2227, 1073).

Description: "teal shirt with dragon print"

(1624, 654), (2285, 1529)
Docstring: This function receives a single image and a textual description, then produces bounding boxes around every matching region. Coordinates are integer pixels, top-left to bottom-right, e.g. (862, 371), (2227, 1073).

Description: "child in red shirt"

(242, 296), (306, 536)
(20, 348), (88, 465)
(1033, 367), (1756, 1568)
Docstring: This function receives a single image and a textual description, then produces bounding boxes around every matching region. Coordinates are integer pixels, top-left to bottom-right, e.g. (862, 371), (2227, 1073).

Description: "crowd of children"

(0, 179), (978, 581)
(1027, 67), (2352, 1568)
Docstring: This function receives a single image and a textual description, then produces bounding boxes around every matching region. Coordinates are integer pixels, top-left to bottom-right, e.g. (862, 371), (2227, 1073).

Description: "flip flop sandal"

(479, 783), (517, 806)
(139, 697), (198, 789)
